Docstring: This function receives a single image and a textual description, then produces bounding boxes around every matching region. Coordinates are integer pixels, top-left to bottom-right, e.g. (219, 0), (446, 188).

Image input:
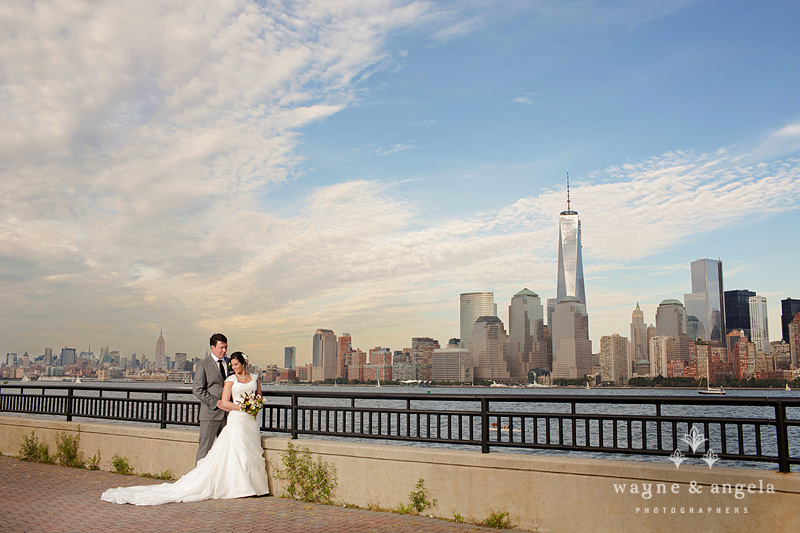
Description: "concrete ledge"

(2, 416), (798, 532)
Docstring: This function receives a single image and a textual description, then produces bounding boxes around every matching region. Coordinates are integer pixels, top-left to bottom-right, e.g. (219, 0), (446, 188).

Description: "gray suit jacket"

(193, 355), (228, 421)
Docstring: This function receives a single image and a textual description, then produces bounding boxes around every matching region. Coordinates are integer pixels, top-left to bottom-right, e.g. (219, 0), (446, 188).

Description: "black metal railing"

(1, 384), (798, 472)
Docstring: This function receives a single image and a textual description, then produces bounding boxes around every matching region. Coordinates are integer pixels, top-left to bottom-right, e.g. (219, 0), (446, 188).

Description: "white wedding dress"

(101, 373), (269, 505)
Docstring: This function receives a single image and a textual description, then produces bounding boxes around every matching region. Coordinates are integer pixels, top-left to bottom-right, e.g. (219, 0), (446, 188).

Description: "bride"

(101, 352), (269, 505)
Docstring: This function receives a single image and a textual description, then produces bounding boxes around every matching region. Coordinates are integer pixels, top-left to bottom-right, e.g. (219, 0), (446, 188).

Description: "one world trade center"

(556, 173), (586, 306)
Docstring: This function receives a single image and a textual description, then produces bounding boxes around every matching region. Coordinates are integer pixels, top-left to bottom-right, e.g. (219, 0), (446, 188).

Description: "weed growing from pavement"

(19, 432), (54, 464)
(273, 442), (338, 504)
(481, 510), (514, 529)
(111, 453), (135, 475)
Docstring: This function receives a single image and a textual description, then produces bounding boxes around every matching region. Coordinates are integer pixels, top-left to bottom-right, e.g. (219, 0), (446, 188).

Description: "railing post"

(160, 390), (168, 429)
(774, 402), (790, 473)
(481, 397), (489, 453)
(66, 387), (73, 422)
(290, 393), (298, 440)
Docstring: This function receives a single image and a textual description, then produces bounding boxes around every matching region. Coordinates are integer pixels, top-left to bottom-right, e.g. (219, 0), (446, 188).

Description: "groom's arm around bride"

(193, 333), (231, 463)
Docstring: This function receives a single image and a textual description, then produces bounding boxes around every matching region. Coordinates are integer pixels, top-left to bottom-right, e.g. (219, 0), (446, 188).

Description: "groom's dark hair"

(209, 333), (228, 347)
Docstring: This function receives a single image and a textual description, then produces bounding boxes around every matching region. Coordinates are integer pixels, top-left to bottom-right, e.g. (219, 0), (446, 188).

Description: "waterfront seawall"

(1, 415), (798, 532)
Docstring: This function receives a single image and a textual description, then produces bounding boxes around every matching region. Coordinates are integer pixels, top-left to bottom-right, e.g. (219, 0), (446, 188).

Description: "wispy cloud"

(429, 15), (484, 42)
(376, 143), (415, 156)
(512, 97), (533, 104)
(1, 1), (797, 362)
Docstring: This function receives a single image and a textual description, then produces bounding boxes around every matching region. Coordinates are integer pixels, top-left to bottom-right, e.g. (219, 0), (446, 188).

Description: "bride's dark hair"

(229, 352), (247, 367)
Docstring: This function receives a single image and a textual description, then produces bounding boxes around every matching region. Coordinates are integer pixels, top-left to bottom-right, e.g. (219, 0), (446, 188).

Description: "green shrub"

(111, 453), (135, 475)
(55, 429), (84, 468)
(19, 432), (54, 464)
(481, 510), (514, 529)
(273, 442), (338, 503)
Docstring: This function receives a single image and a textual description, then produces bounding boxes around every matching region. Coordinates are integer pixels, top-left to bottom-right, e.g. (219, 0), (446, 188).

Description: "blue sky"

(1, 1), (799, 366)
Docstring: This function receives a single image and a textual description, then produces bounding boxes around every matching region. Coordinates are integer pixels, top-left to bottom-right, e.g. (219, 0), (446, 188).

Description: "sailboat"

(376, 378), (381, 388)
(787, 384), (792, 392)
(698, 378), (725, 395)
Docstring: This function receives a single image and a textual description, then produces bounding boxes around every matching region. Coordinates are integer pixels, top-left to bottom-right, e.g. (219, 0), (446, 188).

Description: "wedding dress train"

(101, 374), (269, 505)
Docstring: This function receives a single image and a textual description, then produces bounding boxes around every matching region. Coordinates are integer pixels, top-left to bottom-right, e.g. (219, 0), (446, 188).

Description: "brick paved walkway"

(0, 455), (518, 532)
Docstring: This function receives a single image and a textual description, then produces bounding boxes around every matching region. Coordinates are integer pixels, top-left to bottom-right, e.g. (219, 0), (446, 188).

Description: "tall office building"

(781, 298), (800, 344)
(508, 289), (549, 370)
(284, 347), (296, 369)
(725, 289), (756, 340)
(655, 299), (687, 337)
(629, 303), (648, 363)
(312, 329), (337, 381)
(336, 333), (352, 379)
(61, 347), (77, 366)
(155, 327), (166, 370)
(788, 313), (800, 370)
(684, 259), (725, 342)
(469, 316), (511, 381)
(600, 334), (629, 384)
(551, 296), (592, 379)
(649, 336), (675, 378)
(749, 295), (770, 354)
(655, 299), (690, 361)
(412, 337), (440, 381)
(460, 292), (496, 348)
(556, 174), (586, 306)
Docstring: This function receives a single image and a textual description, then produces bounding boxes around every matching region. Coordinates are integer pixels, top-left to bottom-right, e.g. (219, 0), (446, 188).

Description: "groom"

(192, 333), (231, 463)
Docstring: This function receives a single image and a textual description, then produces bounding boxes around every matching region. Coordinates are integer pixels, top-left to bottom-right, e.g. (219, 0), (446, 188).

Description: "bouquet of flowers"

(238, 391), (263, 417)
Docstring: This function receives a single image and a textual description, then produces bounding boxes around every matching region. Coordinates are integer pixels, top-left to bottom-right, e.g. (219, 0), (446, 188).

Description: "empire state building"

(556, 173), (586, 305)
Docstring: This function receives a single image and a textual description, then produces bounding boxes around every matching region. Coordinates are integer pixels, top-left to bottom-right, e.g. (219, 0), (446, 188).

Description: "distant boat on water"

(698, 380), (725, 395)
(787, 384), (792, 392)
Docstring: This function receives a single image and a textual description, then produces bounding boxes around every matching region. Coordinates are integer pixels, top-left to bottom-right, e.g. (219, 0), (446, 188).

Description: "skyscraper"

(312, 329), (337, 381)
(725, 289), (756, 340)
(556, 174), (586, 306)
(788, 313), (800, 370)
(629, 303), (648, 363)
(551, 296), (592, 379)
(284, 347), (296, 369)
(412, 337), (440, 381)
(155, 327), (166, 370)
(508, 288), (549, 369)
(684, 259), (725, 342)
(336, 333), (352, 379)
(469, 316), (511, 382)
(749, 295), (769, 354)
(781, 298), (800, 344)
(600, 333), (629, 384)
(61, 347), (77, 366)
(460, 292), (495, 348)
(655, 299), (690, 361)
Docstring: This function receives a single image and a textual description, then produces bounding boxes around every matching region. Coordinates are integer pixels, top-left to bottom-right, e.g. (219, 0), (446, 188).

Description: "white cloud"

(1, 1), (798, 364)
(376, 143), (415, 156)
(428, 15), (484, 42)
(512, 97), (533, 104)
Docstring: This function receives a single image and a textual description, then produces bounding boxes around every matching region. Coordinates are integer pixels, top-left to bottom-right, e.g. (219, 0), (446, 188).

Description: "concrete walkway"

(0, 455), (517, 532)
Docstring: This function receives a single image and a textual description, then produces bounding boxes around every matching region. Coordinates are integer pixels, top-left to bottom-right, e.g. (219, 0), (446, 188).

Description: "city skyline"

(2, 1), (800, 366)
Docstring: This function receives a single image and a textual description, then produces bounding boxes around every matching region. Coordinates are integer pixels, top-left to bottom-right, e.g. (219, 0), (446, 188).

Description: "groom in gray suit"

(192, 333), (231, 463)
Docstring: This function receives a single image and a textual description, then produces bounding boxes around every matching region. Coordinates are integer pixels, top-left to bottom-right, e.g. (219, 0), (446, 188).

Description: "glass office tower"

(684, 259), (726, 342)
(556, 178), (586, 306)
